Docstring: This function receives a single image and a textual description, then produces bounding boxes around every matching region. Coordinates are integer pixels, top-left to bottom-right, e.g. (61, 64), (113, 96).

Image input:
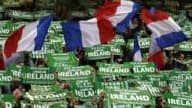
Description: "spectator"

(97, 91), (106, 108)
(12, 84), (24, 108)
(155, 96), (166, 108)
(174, 53), (189, 70)
(164, 51), (175, 70)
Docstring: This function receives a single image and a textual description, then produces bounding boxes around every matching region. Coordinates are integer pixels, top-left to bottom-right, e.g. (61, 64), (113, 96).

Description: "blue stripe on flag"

(156, 31), (188, 49)
(116, 2), (139, 33)
(133, 32), (142, 61)
(61, 21), (83, 51)
(133, 33), (140, 53)
(34, 16), (52, 50)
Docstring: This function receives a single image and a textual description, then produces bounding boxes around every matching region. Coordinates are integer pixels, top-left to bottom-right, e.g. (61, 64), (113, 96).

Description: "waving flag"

(148, 34), (165, 70)
(96, 0), (139, 33)
(133, 33), (142, 62)
(3, 16), (52, 67)
(61, 0), (139, 51)
(140, 8), (187, 70)
(141, 8), (188, 49)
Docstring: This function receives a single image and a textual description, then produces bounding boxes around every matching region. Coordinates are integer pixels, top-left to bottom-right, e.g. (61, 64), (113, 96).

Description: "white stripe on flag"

(147, 17), (181, 37)
(149, 34), (161, 55)
(109, 1), (135, 26)
(134, 50), (142, 62)
(17, 20), (39, 52)
(80, 18), (101, 47)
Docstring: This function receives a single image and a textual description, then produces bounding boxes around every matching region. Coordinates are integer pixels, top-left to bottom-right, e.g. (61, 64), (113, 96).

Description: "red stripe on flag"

(141, 8), (169, 24)
(97, 16), (116, 44)
(96, 0), (120, 17)
(148, 51), (165, 70)
(4, 26), (24, 58)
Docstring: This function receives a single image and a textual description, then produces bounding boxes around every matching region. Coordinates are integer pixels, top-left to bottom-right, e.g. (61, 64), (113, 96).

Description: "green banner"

(0, 6), (4, 12)
(8, 10), (34, 20)
(31, 42), (55, 59)
(8, 10), (52, 20)
(86, 44), (123, 60)
(21, 100), (68, 108)
(179, 41), (192, 51)
(74, 105), (97, 108)
(129, 62), (156, 73)
(8, 64), (22, 81)
(30, 85), (53, 94)
(0, 70), (12, 85)
(47, 52), (79, 70)
(57, 66), (92, 80)
(3, 0), (20, 7)
(0, 94), (15, 108)
(107, 89), (152, 105)
(34, 10), (53, 19)
(106, 44), (123, 56)
(127, 38), (150, 49)
(85, 44), (111, 60)
(57, 66), (95, 100)
(74, 87), (96, 100)
(48, 21), (62, 33)
(0, 20), (13, 36)
(49, 37), (64, 53)
(97, 63), (131, 76)
(22, 67), (55, 85)
(166, 96), (192, 108)
(50, 102), (68, 108)
(24, 92), (67, 102)
(108, 35), (125, 45)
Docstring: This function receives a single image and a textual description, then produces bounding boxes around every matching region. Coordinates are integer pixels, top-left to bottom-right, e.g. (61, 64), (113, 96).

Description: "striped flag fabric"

(140, 8), (187, 70)
(2, 16), (52, 67)
(133, 33), (142, 62)
(141, 8), (188, 49)
(148, 33), (165, 70)
(61, 0), (139, 51)
(96, 0), (139, 33)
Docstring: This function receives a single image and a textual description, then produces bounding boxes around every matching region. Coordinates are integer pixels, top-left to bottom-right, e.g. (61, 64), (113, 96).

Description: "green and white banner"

(57, 66), (92, 80)
(0, 94), (15, 108)
(8, 10), (52, 20)
(47, 52), (79, 71)
(0, 70), (12, 85)
(85, 45), (111, 60)
(107, 44), (123, 56)
(8, 64), (22, 81)
(21, 100), (68, 108)
(48, 21), (62, 33)
(108, 35), (125, 45)
(97, 63), (131, 76)
(8, 10), (34, 20)
(166, 95), (192, 108)
(86, 44), (123, 60)
(127, 38), (150, 49)
(34, 10), (53, 19)
(22, 67), (55, 85)
(0, 20), (13, 36)
(12, 21), (28, 31)
(57, 66), (95, 100)
(49, 102), (68, 108)
(3, 0), (20, 7)
(179, 41), (192, 51)
(129, 62), (156, 73)
(74, 105), (97, 108)
(107, 89), (153, 106)
(24, 92), (67, 102)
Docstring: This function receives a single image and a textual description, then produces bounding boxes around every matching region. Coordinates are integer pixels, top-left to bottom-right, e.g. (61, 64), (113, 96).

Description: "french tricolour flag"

(141, 8), (188, 70)
(133, 33), (142, 62)
(61, 0), (138, 51)
(2, 16), (52, 67)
